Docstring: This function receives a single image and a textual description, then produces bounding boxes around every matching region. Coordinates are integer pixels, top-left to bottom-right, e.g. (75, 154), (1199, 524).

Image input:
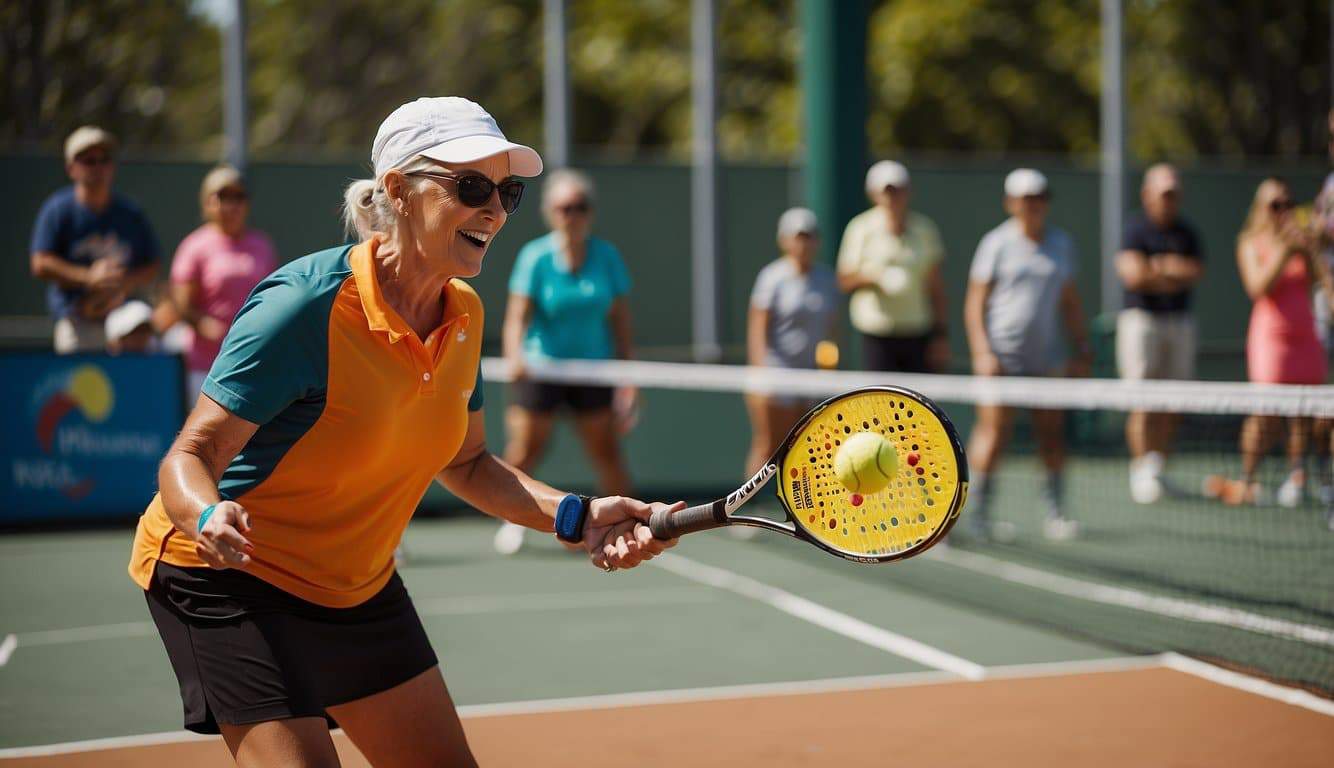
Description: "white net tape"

(480, 357), (1334, 418)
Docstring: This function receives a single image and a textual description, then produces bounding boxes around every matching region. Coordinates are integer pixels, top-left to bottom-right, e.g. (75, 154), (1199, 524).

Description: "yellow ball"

(833, 431), (897, 494)
(815, 340), (839, 369)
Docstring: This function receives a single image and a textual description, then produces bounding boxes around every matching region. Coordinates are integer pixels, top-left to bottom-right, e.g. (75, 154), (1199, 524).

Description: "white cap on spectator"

(65, 126), (117, 164)
(371, 97), (543, 180)
(777, 207), (819, 238)
(104, 300), (154, 343)
(1004, 168), (1049, 197)
(865, 160), (910, 194)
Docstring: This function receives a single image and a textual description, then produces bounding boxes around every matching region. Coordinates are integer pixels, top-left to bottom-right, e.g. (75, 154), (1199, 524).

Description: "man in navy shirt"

(1115, 163), (1205, 504)
(29, 126), (159, 353)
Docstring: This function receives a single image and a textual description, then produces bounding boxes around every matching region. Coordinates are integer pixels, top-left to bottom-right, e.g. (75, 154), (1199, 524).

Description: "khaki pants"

(53, 316), (107, 354)
(1116, 309), (1196, 380)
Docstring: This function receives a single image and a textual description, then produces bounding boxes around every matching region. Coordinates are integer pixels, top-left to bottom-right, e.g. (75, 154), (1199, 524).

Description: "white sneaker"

(1129, 456), (1163, 505)
(1043, 516), (1079, 541)
(991, 520), (1017, 543)
(1277, 471), (1305, 509)
(1317, 483), (1334, 507)
(493, 522), (526, 555)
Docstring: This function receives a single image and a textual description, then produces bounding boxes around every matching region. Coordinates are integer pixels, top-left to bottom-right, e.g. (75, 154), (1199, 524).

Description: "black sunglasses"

(74, 153), (112, 167)
(217, 189), (249, 203)
(1269, 198), (1295, 212)
(408, 171), (525, 214)
(555, 200), (590, 215)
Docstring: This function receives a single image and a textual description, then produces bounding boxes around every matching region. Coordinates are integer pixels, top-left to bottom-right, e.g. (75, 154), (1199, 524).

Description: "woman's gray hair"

(341, 156), (438, 239)
(542, 168), (595, 209)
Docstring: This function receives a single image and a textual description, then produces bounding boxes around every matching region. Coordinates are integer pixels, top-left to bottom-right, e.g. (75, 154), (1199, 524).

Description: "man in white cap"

(29, 126), (160, 353)
(1116, 163), (1205, 504)
(836, 160), (949, 373)
(963, 168), (1090, 541)
(104, 299), (158, 355)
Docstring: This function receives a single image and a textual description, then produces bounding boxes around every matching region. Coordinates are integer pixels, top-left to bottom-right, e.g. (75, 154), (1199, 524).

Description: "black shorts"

(511, 379), (614, 413)
(862, 332), (932, 373)
(145, 562), (437, 734)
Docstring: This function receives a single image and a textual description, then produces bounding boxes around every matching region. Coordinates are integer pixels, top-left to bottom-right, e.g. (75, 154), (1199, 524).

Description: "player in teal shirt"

(498, 170), (637, 553)
(508, 231), (631, 360)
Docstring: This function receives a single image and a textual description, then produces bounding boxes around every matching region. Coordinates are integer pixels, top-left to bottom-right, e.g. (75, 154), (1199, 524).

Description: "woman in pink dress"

(170, 165), (277, 397)
(1210, 178), (1333, 506)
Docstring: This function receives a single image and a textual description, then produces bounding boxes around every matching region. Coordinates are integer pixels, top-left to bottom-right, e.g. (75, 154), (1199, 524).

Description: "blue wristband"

(554, 494), (590, 543)
(196, 503), (218, 534)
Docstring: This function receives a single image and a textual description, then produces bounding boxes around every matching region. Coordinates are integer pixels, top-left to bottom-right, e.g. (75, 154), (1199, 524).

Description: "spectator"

(1116, 163), (1206, 504)
(963, 169), (1091, 541)
(1206, 178), (1334, 507)
(836, 161), (949, 373)
(104, 300), (158, 355)
(169, 165), (277, 396)
(29, 126), (160, 353)
(744, 207), (840, 475)
(496, 169), (637, 555)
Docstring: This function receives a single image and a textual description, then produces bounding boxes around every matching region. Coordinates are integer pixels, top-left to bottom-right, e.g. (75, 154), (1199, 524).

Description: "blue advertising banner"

(1, 352), (184, 523)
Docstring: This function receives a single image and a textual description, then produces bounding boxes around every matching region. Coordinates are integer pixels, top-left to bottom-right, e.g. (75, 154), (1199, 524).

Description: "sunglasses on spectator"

(217, 189), (249, 203)
(555, 200), (591, 215)
(408, 171), (525, 214)
(74, 153), (112, 167)
(1269, 199), (1295, 212)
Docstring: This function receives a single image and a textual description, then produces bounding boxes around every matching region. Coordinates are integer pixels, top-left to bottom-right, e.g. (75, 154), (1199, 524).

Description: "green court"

(2, 504), (1332, 765)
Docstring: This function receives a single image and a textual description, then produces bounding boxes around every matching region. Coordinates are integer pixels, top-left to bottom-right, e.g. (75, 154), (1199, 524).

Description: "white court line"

(0, 634), (16, 667)
(459, 654), (1163, 718)
(1161, 653), (1334, 717)
(651, 552), (987, 680)
(8, 590), (715, 654)
(930, 547), (1334, 647)
(0, 655), (1164, 758)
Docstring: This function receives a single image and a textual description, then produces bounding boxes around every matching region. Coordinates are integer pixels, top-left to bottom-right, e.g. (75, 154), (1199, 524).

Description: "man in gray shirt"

(963, 169), (1091, 541)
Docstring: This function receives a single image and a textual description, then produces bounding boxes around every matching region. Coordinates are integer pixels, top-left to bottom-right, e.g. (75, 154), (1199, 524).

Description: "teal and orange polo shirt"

(130, 239), (484, 607)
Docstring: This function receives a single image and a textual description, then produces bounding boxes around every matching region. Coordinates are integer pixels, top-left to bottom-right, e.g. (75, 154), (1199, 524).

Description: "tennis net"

(481, 357), (1334, 697)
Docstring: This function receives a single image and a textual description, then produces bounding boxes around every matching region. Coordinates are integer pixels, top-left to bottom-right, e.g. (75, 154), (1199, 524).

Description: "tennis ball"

(833, 431), (897, 494)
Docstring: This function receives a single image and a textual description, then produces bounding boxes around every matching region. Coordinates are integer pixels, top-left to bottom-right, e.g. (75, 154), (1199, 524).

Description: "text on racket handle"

(724, 463), (777, 515)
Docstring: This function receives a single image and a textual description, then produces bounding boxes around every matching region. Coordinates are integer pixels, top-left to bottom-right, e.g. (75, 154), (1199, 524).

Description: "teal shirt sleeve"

(508, 241), (543, 297)
(202, 273), (332, 424)
(467, 367), (484, 412)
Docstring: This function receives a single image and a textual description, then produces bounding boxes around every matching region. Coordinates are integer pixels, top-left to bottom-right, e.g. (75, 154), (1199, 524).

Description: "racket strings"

(783, 392), (959, 557)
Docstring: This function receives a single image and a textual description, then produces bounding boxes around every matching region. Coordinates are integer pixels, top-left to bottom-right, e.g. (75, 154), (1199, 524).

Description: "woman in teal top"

(497, 169), (638, 554)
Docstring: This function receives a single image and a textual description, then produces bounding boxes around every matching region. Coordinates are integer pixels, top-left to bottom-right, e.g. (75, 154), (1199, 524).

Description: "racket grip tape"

(649, 500), (728, 539)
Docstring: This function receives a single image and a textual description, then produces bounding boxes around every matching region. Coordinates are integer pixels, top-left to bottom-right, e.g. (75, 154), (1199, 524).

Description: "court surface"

(1, 516), (1331, 766)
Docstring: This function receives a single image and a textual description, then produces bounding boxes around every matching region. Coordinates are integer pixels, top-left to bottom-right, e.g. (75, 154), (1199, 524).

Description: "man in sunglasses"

(1115, 163), (1205, 505)
(29, 125), (160, 353)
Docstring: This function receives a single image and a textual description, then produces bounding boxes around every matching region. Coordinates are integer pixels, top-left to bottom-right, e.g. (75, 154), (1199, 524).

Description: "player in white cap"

(836, 160), (949, 374)
(963, 168), (1090, 541)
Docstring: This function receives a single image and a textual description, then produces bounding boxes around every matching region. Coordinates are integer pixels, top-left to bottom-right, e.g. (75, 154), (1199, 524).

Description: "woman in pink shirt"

(1208, 178), (1333, 506)
(170, 165), (277, 396)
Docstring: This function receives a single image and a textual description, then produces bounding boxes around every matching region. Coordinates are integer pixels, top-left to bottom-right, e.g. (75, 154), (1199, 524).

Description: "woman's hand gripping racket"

(649, 386), (968, 563)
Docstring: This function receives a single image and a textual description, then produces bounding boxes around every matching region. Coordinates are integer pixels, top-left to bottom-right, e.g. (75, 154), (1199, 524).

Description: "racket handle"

(650, 500), (728, 540)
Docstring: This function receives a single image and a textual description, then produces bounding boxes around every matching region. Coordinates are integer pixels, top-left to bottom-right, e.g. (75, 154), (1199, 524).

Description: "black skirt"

(145, 561), (437, 734)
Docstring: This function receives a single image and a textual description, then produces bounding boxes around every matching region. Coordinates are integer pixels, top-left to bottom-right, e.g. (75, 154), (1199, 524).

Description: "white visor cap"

(372, 97), (544, 180)
(104, 300), (155, 342)
(777, 207), (819, 238)
(1004, 168), (1049, 197)
(865, 160), (910, 194)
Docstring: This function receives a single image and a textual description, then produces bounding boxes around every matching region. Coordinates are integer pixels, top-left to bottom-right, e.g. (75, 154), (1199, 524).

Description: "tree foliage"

(0, 0), (1327, 161)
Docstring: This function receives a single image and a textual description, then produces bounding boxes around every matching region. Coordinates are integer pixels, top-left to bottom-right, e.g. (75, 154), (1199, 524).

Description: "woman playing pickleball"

(129, 97), (678, 767)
